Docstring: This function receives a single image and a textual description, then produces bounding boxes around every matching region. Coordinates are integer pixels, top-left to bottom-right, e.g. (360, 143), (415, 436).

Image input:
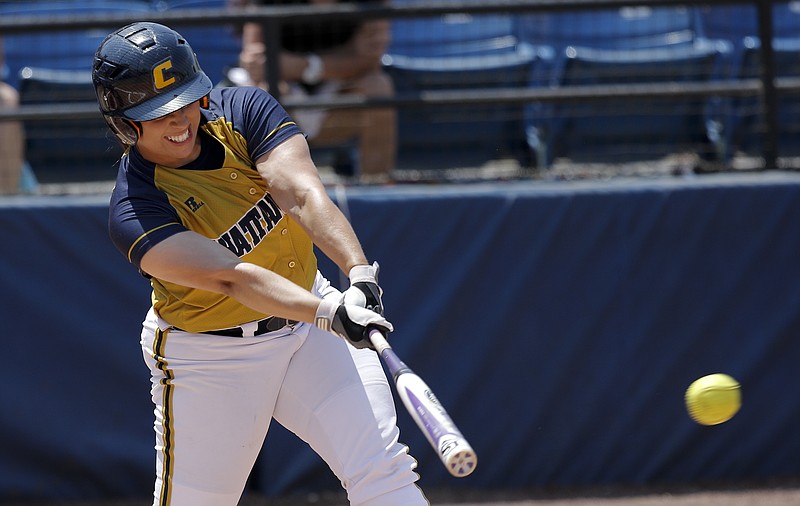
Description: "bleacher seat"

(515, 6), (734, 167)
(695, 3), (800, 76)
(0, 1), (149, 182)
(0, 0), (152, 90)
(384, 11), (544, 170)
(530, 40), (731, 166)
(390, 12), (523, 58)
(696, 2), (800, 157)
(516, 6), (702, 52)
(152, 0), (242, 86)
(17, 67), (123, 183)
(732, 37), (800, 156)
(697, 2), (800, 42)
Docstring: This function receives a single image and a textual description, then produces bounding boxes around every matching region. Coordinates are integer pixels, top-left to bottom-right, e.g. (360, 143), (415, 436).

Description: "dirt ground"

(252, 483), (800, 506)
(8, 481), (800, 506)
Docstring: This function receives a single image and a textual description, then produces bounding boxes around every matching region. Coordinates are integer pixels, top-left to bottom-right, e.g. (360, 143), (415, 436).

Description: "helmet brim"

(123, 72), (213, 122)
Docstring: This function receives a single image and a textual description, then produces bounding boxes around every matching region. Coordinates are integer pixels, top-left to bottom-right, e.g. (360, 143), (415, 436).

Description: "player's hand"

(341, 261), (384, 315)
(315, 299), (392, 350)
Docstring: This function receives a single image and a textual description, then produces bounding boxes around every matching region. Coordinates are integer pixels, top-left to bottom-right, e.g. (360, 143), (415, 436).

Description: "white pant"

(140, 273), (428, 506)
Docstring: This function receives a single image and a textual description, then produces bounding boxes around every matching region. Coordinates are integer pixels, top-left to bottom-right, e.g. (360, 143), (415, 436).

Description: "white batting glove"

(315, 299), (393, 350)
(341, 261), (384, 315)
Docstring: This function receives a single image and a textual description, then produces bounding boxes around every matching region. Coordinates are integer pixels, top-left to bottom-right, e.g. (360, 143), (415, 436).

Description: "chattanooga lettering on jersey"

(217, 194), (284, 256)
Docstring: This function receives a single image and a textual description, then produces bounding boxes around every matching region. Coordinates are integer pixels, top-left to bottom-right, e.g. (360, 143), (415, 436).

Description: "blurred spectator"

(229, 0), (396, 182)
(0, 37), (24, 194)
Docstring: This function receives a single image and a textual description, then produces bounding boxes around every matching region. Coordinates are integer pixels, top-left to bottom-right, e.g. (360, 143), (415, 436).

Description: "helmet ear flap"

(103, 116), (140, 146)
(124, 119), (143, 139)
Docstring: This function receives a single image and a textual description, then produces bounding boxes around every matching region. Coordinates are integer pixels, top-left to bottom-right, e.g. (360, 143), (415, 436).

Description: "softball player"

(92, 22), (427, 506)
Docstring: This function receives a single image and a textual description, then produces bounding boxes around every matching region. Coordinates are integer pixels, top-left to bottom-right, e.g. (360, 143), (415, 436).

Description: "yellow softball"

(685, 373), (741, 426)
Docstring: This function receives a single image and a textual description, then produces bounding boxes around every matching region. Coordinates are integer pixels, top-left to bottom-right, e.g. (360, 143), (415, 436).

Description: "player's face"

(136, 101), (202, 168)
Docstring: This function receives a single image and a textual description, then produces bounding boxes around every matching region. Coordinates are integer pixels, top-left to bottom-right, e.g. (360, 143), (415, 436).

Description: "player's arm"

(139, 230), (322, 323)
(255, 133), (370, 275)
(139, 230), (389, 348)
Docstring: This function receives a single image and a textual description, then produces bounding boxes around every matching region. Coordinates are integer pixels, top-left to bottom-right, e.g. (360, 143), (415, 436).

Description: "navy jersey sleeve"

(217, 86), (302, 162)
(108, 157), (186, 269)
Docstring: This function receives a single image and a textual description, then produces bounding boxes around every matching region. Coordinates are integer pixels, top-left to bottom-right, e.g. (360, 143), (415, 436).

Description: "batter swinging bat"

(368, 328), (478, 477)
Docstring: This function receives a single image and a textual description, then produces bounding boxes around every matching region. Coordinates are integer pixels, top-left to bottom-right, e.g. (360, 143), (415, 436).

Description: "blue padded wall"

(1, 173), (799, 501)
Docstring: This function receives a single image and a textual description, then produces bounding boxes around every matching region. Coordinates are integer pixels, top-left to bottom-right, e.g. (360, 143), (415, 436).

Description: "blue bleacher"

(384, 11), (545, 170)
(4, 1), (792, 176)
(696, 2), (800, 157)
(1, 0), (152, 90)
(695, 4), (758, 43)
(0, 1), (152, 182)
(515, 6), (732, 167)
(17, 66), (124, 183)
(538, 40), (731, 165)
(2, 0), (239, 89)
(729, 37), (800, 156)
(516, 5), (701, 51)
(390, 12), (522, 58)
(697, 2), (800, 42)
(0, 0), (244, 182)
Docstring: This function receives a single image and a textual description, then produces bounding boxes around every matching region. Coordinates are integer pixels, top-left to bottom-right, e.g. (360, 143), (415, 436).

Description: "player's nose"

(164, 111), (189, 128)
(165, 105), (191, 122)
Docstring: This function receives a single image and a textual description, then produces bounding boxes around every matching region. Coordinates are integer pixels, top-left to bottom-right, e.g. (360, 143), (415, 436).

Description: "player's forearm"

(256, 135), (369, 274)
(225, 262), (322, 323)
(140, 231), (323, 322)
(293, 190), (369, 274)
(316, 225), (370, 276)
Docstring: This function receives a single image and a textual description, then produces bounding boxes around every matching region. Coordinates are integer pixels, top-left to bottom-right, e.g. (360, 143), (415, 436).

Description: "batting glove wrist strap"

(348, 262), (379, 284)
(315, 299), (393, 349)
(315, 299), (338, 332)
(343, 261), (385, 315)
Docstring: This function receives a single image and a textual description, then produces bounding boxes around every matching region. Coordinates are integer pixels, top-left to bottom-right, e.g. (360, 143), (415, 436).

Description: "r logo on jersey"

(153, 59), (176, 90)
(185, 196), (205, 212)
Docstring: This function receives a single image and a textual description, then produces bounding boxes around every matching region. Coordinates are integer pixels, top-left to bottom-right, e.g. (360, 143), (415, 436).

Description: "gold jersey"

(109, 86), (315, 332)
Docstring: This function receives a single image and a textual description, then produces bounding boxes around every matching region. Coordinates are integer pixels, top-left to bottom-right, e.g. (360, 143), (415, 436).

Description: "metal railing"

(0, 0), (793, 171)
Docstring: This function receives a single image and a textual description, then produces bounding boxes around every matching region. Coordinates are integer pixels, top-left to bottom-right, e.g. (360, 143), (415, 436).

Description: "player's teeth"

(168, 131), (189, 143)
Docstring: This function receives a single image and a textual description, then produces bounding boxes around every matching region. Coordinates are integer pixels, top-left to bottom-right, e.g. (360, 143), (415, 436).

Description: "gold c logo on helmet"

(153, 60), (176, 89)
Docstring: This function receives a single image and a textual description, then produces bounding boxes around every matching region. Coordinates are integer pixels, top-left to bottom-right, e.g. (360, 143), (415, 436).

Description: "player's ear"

(200, 95), (209, 108)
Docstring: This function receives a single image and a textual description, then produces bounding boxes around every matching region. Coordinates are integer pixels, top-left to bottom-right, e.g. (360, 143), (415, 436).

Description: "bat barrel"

(367, 328), (478, 478)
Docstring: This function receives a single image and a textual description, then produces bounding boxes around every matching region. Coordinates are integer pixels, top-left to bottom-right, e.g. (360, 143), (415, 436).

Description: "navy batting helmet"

(92, 22), (212, 144)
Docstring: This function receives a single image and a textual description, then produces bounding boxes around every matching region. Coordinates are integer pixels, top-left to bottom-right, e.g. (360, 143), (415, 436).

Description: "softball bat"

(368, 328), (478, 477)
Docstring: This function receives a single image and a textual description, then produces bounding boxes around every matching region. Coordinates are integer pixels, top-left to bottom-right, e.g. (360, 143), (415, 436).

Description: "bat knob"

(442, 441), (478, 477)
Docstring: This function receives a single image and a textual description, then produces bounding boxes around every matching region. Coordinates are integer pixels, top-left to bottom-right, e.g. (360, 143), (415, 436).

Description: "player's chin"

(164, 136), (198, 158)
